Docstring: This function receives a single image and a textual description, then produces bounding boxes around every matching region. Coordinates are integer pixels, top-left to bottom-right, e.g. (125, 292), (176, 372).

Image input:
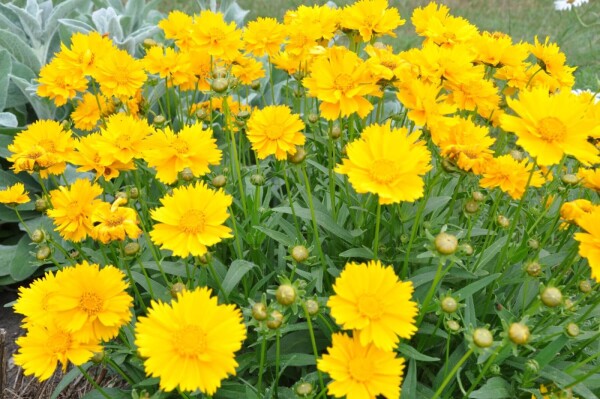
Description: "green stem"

(257, 333), (267, 393)
(274, 330), (281, 396)
(302, 302), (326, 393)
(416, 259), (448, 327)
(462, 345), (503, 398)
(77, 366), (111, 399)
(282, 162), (302, 241)
(301, 164), (328, 280)
(207, 259), (229, 303)
(373, 201), (382, 260)
(432, 348), (474, 399)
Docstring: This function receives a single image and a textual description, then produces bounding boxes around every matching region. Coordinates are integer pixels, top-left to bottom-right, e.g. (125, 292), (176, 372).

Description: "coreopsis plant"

(3, 1), (600, 398)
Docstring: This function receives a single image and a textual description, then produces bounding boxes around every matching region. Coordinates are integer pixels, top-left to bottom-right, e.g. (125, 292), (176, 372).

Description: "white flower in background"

(555, 0), (589, 11)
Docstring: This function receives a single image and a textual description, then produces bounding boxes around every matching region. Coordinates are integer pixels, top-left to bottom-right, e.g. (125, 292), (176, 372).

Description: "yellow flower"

(47, 179), (103, 242)
(577, 168), (600, 192)
(150, 182), (233, 258)
(530, 36), (576, 90)
(560, 199), (597, 225)
(433, 117), (495, 175)
(471, 31), (529, 68)
(158, 11), (194, 50)
(8, 120), (76, 178)
(365, 44), (403, 82)
(37, 58), (89, 106)
(303, 46), (380, 120)
(341, 0), (404, 42)
(97, 113), (153, 165)
(284, 4), (340, 42)
(479, 155), (545, 200)
(143, 122), (222, 184)
(335, 122), (431, 205)
(48, 261), (133, 342)
(191, 10), (242, 61)
(0, 183), (29, 206)
(58, 31), (116, 77)
(533, 384), (578, 399)
(318, 332), (405, 399)
(500, 87), (599, 166)
(71, 92), (114, 131)
(13, 320), (101, 381)
(143, 46), (192, 87)
(396, 79), (456, 127)
(70, 133), (135, 180)
(13, 271), (60, 327)
(411, 2), (478, 47)
(575, 208), (600, 282)
(135, 287), (246, 394)
(246, 105), (305, 160)
(243, 17), (286, 57)
(327, 261), (418, 351)
(91, 201), (141, 244)
(94, 48), (147, 100)
(232, 54), (265, 85)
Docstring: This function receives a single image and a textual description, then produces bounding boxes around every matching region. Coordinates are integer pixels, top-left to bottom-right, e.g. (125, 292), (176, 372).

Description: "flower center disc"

(537, 116), (567, 143)
(266, 124), (285, 140)
(369, 159), (398, 184)
(179, 209), (206, 233)
(171, 138), (189, 154)
(357, 294), (384, 320)
(174, 326), (208, 357)
(80, 292), (103, 316)
(348, 357), (374, 382)
(49, 331), (72, 354)
(334, 74), (354, 92)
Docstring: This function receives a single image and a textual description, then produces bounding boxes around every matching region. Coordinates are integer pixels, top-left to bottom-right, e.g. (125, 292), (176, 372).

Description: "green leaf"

(476, 236), (508, 270)
(0, 243), (17, 277)
(51, 363), (92, 399)
(272, 206), (354, 243)
(0, 112), (17, 127)
(469, 377), (511, 398)
(398, 343), (440, 362)
(402, 359), (417, 399)
(9, 234), (35, 281)
(0, 29), (41, 72)
(222, 260), (255, 296)
(0, 49), (11, 110)
(453, 274), (501, 299)
(253, 225), (295, 247)
(424, 196), (451, 217)
(540, 365), (598, 399)
(534, 335), (569, 369)
(339, 247), (374, 259)
(82, 388), (130, 399)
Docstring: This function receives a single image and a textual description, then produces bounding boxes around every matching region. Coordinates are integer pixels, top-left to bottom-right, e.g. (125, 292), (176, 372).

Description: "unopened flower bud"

(69, 250), (79, 259)
(497, 215), (510, 228)
(473, 328), (493, 348)
(329, 125), (342, 139)
(561, 173), (579, 185)
(566, 323), (580, 337)
(124, 242), (140, 256)
(129, 187), (139, 199)
(180, 168), (194, 181)
(295, 382), (313, 396)
(526, 261), (542, 277)
(196, 108), (209, 121)
(30, 229), (45, 243)
(441, 296), (458, 313)
(564, 298), (575, 311)
(489, 364), (501, 375)
(250, 174), (265, 186)
(508, 322), (530, 345)
(211, 78), (229, 93)
(251, 302), (268, 321)
(446, 319), (460, 332)
(291, 245), (309, 263)
(35, 198), (48, 212)
(266, 310), (283, 329)
(527, 238), (539, 249)
(142, 38), (158, 49)
(308, 113), (319, 124)
(305, 299), (319, 316)
(198, 252), (212, 265)
(525, 359), (539, 374)
(472, 191), (485, 202)
(170, 282), (186, 298)
(250, 80), (261, 90)
(276, 284), (296, 306)
(435, 232), (458, 255)
(464, 200), (479, 214)
(541, 286), (562, 307)
(510, 149), (524, 161)
(36, 245), (51, 261)
(91, 351), (105, 363)
(460, 243), (474, 256)
(153, 115), (166, 126)
(288, 147), (307, 164)
(579, 280), (592, 293)
(237, 110), (250, 120)
(212, 175), (227, 188)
